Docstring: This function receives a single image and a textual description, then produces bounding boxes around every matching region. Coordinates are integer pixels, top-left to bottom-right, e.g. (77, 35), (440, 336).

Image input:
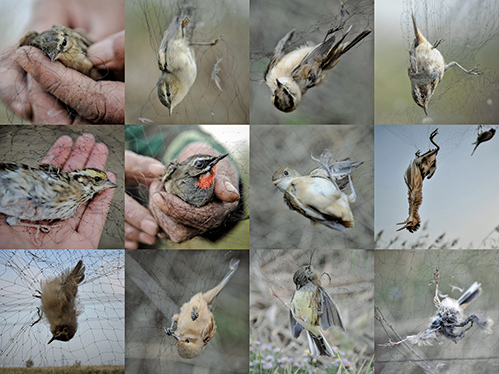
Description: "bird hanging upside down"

(471, 126), (495, 156)
(397, 129), (439, 233)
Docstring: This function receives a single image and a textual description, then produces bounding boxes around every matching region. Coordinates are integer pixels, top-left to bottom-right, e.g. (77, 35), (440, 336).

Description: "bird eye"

(283, 170), (289, 176)
(93, 176), (102, 182)
(185, 339), (190, 343)
(194, 160), (203, 168)
(61, 39), (67, 47)
(166, 91), (171, 98)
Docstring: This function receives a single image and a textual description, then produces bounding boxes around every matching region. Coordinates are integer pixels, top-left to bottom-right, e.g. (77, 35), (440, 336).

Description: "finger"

(125, 222), (156, 247)
(42, 135), (73, 167)
(29, 0), (71, 32)
(125, 150), (164, 186)
(214, 177), (240, 203)
(63, 133), (96, 171)
(27, 73), (72, 124)
(125, 193), (158, 237)
(16, 46), (125, 124)
(78, 172), (116, 246)
(150, 193), (200, 243)
(125, 239), (139, 250)
(85, 142), (109, 170)
(88, 30), (125, 71)
(0, 46), (31, 119)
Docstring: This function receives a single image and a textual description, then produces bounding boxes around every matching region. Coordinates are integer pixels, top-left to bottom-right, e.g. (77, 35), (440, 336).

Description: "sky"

(375, 125), (499, 248)
(0, 250), (124, 367)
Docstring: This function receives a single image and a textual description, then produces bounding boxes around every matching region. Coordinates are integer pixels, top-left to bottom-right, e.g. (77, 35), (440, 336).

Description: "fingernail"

(139, 232), (156, 245)
(149, 163), (165, 176)
(224, 181), (240, 200)
(141, 219), (158, 236)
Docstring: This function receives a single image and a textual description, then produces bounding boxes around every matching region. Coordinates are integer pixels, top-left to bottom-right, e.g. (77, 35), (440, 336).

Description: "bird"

(272, 150), (360, 231)
(165, 258), (239, 359)
(397, 129), (439, 233)
(0, 163), (117, 241)
(288, 265), (344, 356)
(33, 260), (85, 344)
(381, 270), (493, 347)
(471, 128), (495, 156)
(264, 25), (371, 112)
(18, 25), (101, 79)
(408, 13), (480, 115)
(161, 153), (229, 207)
(156, 6), (220, 115)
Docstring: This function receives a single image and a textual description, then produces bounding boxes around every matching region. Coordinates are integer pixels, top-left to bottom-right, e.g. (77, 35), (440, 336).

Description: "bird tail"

(203, 258), (240, 305)
(307, 331), (334, 357)
(69, 260), (85, 284)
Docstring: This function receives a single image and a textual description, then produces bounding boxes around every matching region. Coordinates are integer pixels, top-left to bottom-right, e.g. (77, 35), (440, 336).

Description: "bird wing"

(290, 309), (305, 338)
(320, 287), (345, 331)
(264, 29), (295, 81)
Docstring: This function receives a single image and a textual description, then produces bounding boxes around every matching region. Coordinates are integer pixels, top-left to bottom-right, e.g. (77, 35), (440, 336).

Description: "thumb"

(88, 30), (125, 72)
(214, 176), (240, 203)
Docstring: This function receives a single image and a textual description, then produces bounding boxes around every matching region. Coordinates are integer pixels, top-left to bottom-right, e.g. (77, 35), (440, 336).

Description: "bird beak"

(47, 336), (55, 344)
(209, 153), (229, 167)
(424, 107), (428, 116)
(48, 52), (56, 64)
(276, 79), (282, 87)
(168, 106), (172, 116)
(106, 180), (118, 189)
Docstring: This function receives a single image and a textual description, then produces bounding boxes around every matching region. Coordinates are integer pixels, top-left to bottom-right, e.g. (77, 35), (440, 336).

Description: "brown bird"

(34, 260), (85, 344)
(471, 128), (495, 156)
(408, 13), (480, 115)
(19, 25), (101, 79)
(397, 129), (439, 233)
(161, 153), (229, 207)
(264, 25), (371, 112)
(165, 258), (239, 359)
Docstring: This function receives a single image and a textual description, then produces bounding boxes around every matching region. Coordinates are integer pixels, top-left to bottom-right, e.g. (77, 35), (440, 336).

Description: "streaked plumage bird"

(264, 25), (371, 112)
(19, 25), (101, 79)
(165, 258), (239, 359)
(34, 260), (85, 344)
(289, 265), (344, 356)
(471, 128), (495, 156)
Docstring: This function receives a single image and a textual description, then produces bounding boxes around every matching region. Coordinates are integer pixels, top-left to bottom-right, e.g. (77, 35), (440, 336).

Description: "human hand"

(0, 0), (124, 123)
(149, 142), (240, 243)
(0, 133), (116, 249)
(124, 151), (163, 249)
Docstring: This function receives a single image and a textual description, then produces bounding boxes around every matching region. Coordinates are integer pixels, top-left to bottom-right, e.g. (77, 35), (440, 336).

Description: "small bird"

(0, 163), (117, 241)
(471, 127), (495, 156)
(264, 25), (371, 112)
(19, 25), (101, 79)
(165, 258), (239, 359)
(408, 13), (480, 115)
(397, 129), (439, 233)
(381, 270), (493, 347)
(272, 150), (360, 231)
(156, 7), (220, 115)
(33, 260), (85, 344)
(161, 153), (229, 207)
(288, 265), (344, 356)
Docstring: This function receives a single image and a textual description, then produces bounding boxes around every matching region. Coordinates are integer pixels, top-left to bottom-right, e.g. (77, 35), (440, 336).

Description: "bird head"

(272, 79), (301, 112)
(48, 324), (76, 344)
(272, 167), (301, 192)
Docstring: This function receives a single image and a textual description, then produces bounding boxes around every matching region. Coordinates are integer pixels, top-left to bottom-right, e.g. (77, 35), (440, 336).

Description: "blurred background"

(0, 125), (124, 249)
(0, 249), (124, 368)
(375, 250), (499, 373)
(375, 0), (499, 124)
(250, 124), (374, 250)
(125, 0), (249, 124)
(251, 249), (374, 373)
(250, 0), (374, 124)
(375, 125), (499, 249)
(126, 249), (249, 374)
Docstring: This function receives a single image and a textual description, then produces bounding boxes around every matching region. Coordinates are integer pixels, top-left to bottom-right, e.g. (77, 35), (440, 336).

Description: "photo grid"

(0, 0), (498, 373)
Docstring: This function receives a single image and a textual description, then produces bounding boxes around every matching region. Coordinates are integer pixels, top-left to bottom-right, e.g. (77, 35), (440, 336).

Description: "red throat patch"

(196, 164), (217, 189)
